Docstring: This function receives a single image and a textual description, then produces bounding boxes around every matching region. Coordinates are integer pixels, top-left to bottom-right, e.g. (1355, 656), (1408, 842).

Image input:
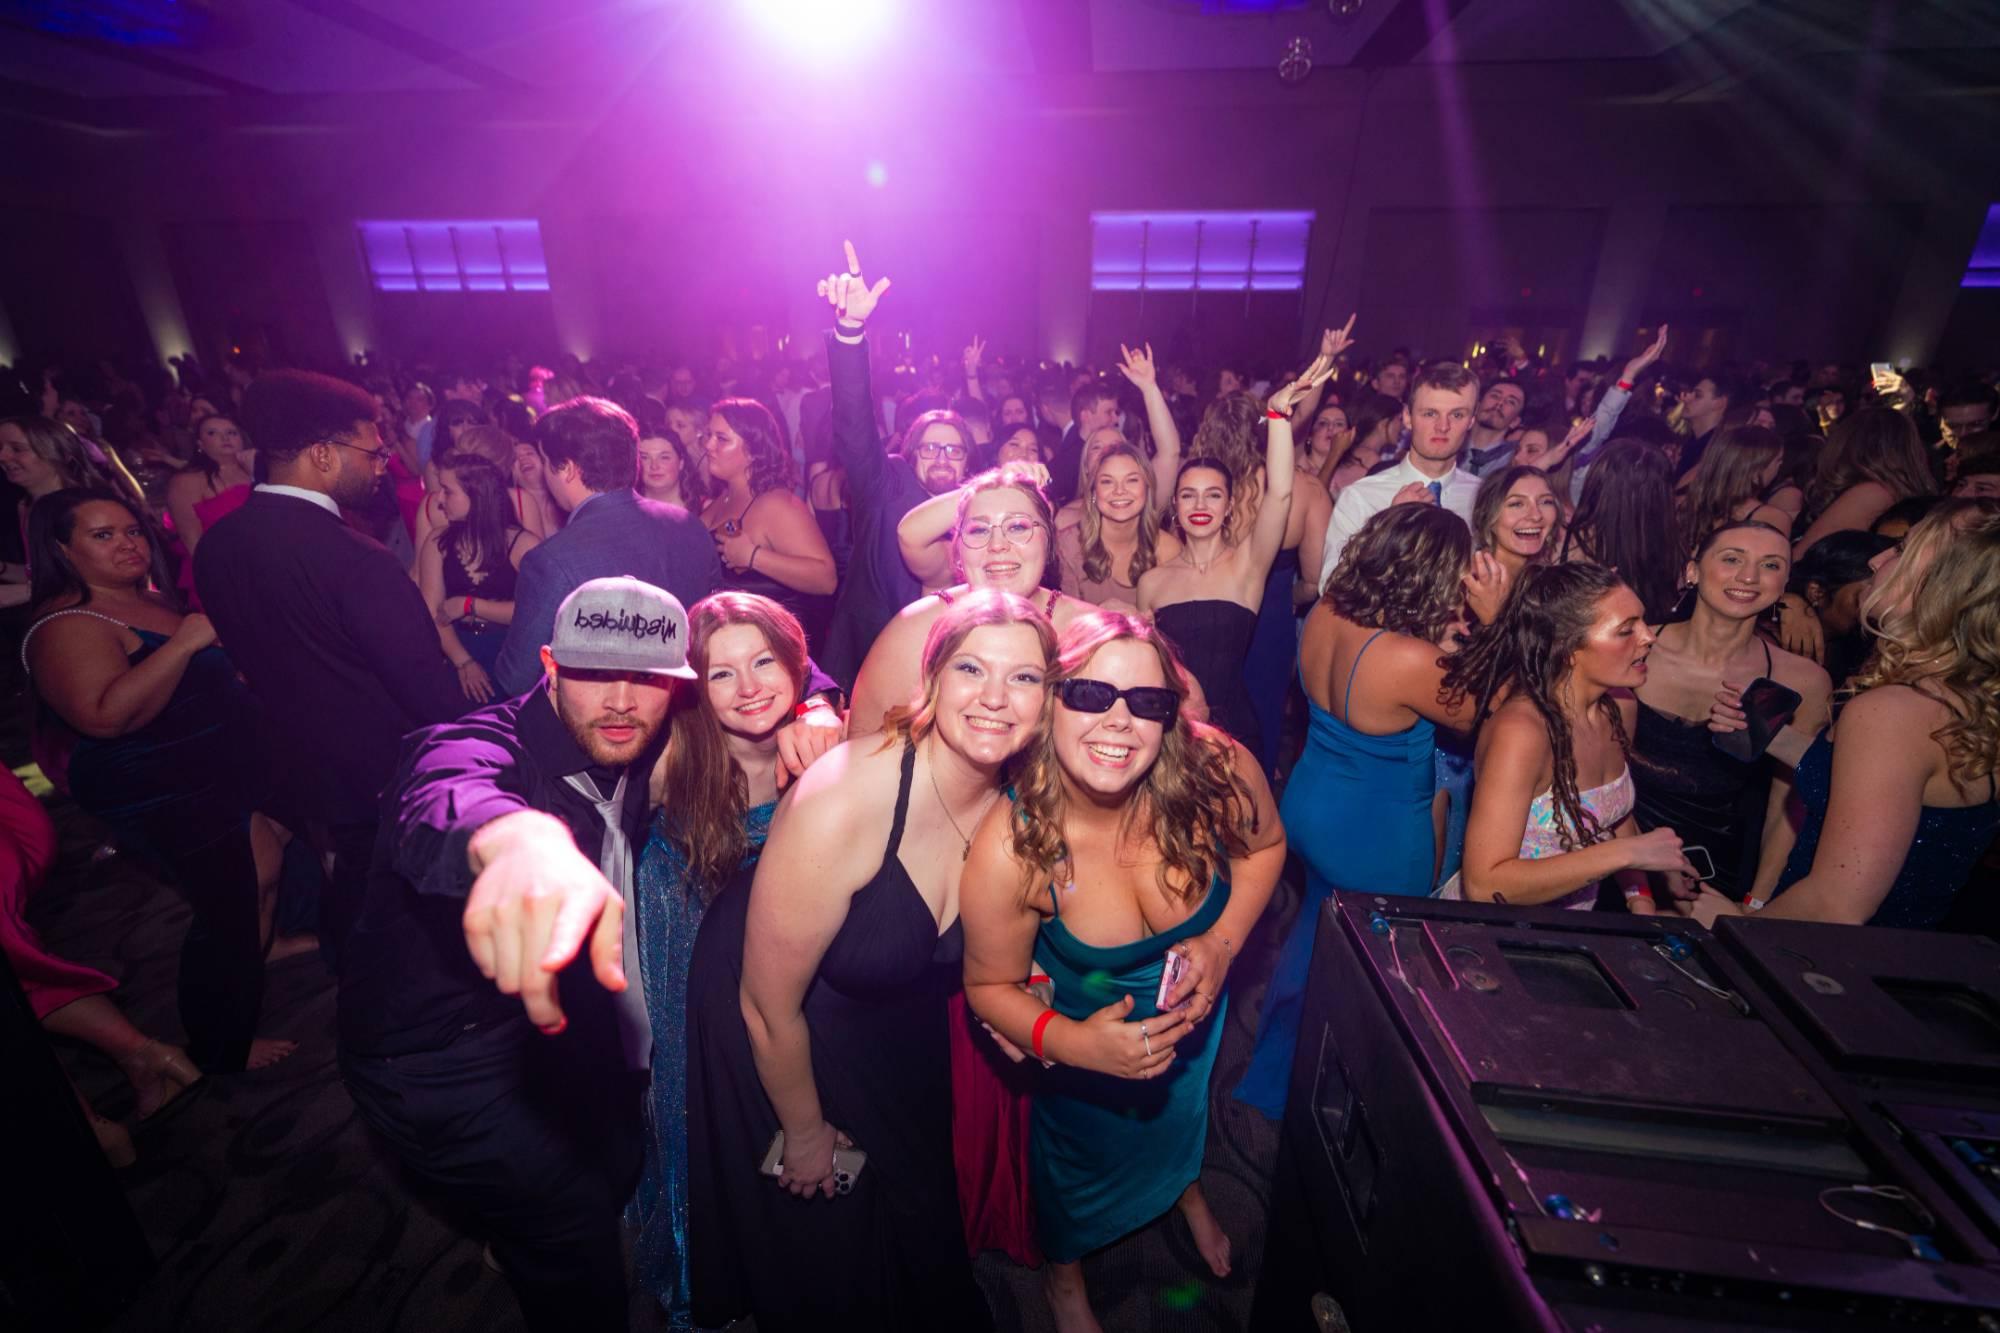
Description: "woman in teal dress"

(962, 610), (1285, 1331)
(1235, 505), (1497, 1116)
(631, 591), (814, 1330)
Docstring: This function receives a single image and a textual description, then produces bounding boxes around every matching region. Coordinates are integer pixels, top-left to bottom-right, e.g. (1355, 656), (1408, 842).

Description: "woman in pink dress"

(0, 767), (201, 1164)
(165, 412), (253, 609)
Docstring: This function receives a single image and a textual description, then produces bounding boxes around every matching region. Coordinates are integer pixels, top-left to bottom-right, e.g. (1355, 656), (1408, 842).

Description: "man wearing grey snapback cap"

(336, 576), (697, 1333)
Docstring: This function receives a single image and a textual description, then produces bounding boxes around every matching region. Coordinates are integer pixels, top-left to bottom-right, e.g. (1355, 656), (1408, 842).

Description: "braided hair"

(1442, 561), (1632, 851)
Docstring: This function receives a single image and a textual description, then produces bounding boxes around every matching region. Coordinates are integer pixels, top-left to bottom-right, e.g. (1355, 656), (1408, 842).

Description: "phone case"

(1712, 676), (1802, 763)
(760, 1131), (869, 1190)
(1156, 948), (1190, 1011)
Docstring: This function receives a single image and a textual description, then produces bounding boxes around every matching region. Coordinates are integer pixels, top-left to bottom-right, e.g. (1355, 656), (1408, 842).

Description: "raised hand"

(1116, 342), (1159, 391)
(1266, 341), (1342, 417)
(815, 240), (892, 328)
(963, 335), (986, 379)
(1320, 313), (1358, 362)
(1623, 324), (1669, 383)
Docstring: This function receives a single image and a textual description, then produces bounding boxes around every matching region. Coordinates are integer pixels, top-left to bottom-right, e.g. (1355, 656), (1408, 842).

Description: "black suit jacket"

(820, 333), (931, 687)
(194, 490), (467, 826)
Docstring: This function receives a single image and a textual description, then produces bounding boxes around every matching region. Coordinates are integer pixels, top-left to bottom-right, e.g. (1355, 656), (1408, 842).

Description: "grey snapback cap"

(547, 577), (697, 679)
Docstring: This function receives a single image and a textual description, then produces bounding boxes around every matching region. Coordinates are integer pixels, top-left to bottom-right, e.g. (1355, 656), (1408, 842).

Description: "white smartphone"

(1156, 948), (1191, 1011)
(760, 1131), (867, 1194)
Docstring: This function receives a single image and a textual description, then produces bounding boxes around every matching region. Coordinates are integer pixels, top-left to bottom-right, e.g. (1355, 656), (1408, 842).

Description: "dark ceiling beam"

(1349, 0), (1476, 70)
(282, 0), (535, 93)
(0, 18), (268, 96)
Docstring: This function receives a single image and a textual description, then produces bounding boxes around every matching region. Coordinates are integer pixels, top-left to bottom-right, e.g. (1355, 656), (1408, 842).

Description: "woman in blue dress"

(631, 591), (814, 1329)
(1234, 505), (1500, 1117)
(1699, 500), (2000, 929)
(962, 610), (1285, 1333)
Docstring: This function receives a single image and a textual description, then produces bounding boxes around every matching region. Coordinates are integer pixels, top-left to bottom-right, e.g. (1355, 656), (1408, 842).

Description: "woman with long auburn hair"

(1676, 425), (1793, 559)
(1792, 407), (1936, 558)
(685, 588), (1054, 1332)
(961, 610), (1284, 1332)
(631, 592), (811, 1329)
(1701, 500), (2000, 928)
(1444, 561), (1698, 908)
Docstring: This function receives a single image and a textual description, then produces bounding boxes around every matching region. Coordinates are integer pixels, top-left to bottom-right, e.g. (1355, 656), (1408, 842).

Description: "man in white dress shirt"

(1318, 361), (1483, 589)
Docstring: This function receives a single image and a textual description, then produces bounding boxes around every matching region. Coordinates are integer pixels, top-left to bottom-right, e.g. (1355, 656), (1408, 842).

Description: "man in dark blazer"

(196, 369), (467, 962)
(494, 397), (723, 696)
(814, 243), (975, 687)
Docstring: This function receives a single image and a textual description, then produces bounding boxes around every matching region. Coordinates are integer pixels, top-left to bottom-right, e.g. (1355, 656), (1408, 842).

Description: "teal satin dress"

(1031, 870), (1230, 1263)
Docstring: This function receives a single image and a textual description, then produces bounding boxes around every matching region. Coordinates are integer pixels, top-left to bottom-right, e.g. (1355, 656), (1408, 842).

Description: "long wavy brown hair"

(1008, 612), (1255, 908)
(1191, 392), (1266, 542)
(1323, 503), (1471, 647)
(1855, 499), (2000, 789)
(1076, 442), (1162, 587)
(1806, 408), (1934, 524)
(1678, 425), (1782, 560)
(1440, 561), (1633, 852)
(656, 592), (809, 899)
(878, 587), (1057, 749)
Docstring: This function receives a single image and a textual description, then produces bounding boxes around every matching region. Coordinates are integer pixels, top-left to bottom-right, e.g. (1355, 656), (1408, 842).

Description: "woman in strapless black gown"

(684, 589), (1055, 1332)
(1138, 344), (1342, 756)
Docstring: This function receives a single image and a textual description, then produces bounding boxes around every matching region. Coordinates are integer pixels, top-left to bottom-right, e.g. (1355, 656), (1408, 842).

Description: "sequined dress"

(630, 800), (774, 1329)
(1519, 768), (1635, 910)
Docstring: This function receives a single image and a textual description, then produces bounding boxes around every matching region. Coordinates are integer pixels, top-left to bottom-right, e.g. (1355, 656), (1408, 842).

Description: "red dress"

(175, 482), (251, 610)
(0, 766), (115, 1019)
(947, 991), (1042, 1265)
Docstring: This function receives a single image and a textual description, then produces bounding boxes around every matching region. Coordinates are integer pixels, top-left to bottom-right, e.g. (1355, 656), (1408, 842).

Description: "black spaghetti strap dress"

(683, 743), (992, 1332)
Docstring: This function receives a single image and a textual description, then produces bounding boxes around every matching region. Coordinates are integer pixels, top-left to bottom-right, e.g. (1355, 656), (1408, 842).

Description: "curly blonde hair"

(1854, 499), (2000, 788)
(1007, 611), (1254, 907)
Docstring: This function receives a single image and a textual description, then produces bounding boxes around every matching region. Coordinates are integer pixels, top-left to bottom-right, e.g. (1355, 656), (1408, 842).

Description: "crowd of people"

(5, 235), (2000, 1332)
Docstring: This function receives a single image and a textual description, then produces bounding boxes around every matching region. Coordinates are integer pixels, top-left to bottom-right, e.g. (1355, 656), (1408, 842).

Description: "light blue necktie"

(1428, 480), (1443, 502)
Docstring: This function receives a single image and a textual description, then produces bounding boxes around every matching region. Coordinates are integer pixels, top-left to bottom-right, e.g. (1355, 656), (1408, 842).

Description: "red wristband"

(463, 595), (475, 618)
(1031, 1008), (1057, 1061)
(1616, 378), (1635, 392)
(1266, 409), (1288, 420)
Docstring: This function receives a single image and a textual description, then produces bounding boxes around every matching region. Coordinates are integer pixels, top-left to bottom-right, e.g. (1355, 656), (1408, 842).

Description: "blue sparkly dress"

(1771, 732), (1999, 928)
(630, 800), (775, 1329)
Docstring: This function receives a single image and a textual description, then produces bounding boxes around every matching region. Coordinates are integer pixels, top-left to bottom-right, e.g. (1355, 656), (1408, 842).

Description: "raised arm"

(1574, 324), (1667, 472)
(1246, 350), (1339, 573)
(1284, 318), (1357, 430)
(895, 483), (969, 588)
(818, 241), (894, 502)
(1116, 343), (1182, 505)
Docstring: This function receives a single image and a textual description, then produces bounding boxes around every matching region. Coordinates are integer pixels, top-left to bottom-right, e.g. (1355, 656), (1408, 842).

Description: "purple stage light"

(743, 0), (893, 59)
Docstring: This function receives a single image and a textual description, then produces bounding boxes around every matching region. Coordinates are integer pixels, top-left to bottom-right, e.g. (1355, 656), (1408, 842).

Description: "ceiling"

(0, 0), (1994, 108)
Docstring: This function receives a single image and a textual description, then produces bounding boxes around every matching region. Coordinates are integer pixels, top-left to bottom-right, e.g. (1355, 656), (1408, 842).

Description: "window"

(1091, 211), (1313, 293)
(357, 220), (550, 293)
(1964, 205), (2000, 289)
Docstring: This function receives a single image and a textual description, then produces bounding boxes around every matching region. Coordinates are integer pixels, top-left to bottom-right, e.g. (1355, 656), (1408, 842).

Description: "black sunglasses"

(1057, 677), (1178, 725)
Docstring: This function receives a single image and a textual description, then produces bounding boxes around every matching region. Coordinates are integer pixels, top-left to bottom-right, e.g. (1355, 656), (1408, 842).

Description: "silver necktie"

(562, 770), (650, 1070)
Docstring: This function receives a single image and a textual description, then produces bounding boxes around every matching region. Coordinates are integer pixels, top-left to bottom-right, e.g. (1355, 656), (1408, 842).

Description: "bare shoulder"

(1841, 681), (1946, 731)
(25, 605), (125, 668)
(776, 735), (903, 844)
(1765, 641), (1832, 704)
(1051, 593), (1097, 630)
(886, 594), (946, 635)
(165, 469), (208, 503)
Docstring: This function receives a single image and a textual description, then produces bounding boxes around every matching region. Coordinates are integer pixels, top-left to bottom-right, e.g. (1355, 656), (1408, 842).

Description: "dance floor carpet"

(32, 781), (1306, 1333)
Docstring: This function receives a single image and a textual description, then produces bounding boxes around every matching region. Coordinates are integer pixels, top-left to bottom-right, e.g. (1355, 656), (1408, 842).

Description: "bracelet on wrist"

(1616, 378), (1635, 392)
(1031, 1008), (1057, 1061)
(1266, 408), (1289, 421)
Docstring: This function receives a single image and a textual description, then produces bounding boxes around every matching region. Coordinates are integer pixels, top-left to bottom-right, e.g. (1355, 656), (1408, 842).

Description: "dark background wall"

(1, 6), (1995, 377)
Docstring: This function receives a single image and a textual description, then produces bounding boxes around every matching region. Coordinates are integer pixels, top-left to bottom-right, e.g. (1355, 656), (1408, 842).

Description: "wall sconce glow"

(865, 160), (889, 189)
(742, 0), (893, 59)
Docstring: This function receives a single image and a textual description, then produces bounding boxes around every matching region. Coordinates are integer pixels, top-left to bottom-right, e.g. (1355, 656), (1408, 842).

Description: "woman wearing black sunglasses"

(961, 610), (1284, 1332)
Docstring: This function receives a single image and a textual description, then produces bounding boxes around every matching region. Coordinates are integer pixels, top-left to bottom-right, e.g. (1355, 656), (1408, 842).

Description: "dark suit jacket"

(820, 333), (931, 687)
(495, 487), (722, 694)
(1045, 422), (1085, 510)
(194, 489), (466, 826)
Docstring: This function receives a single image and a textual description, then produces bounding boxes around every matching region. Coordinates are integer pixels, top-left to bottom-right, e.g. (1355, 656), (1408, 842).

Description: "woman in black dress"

(416, 451), (539, 702)
(685, 589), (1054, 1332)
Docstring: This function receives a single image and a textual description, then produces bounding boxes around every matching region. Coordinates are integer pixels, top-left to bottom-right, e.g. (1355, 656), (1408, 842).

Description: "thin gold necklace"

(927, 742), (999, 859)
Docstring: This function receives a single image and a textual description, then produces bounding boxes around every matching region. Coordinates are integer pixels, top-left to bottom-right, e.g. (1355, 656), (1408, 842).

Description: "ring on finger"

(1143, 1031), (1153, 1056)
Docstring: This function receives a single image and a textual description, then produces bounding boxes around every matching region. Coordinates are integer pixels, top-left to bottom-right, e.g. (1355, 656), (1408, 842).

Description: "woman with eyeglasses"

(961, 611), (1283, 1332)
(698, 398), (839, 651)
(686, 589), (1053, 1333)
(853, 462), (1092, 736)
(1136, 349), (1337, 759)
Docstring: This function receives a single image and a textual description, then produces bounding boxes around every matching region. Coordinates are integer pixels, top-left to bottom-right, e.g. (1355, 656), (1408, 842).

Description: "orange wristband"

(1031, 1008), (1057, 1061)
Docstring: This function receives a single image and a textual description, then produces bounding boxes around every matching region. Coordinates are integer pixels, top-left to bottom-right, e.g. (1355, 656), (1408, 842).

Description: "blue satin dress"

(630, 800), (774, 1329)
(1032, 866), (1230, 1263)
(1235, 630), (1437, 1117)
